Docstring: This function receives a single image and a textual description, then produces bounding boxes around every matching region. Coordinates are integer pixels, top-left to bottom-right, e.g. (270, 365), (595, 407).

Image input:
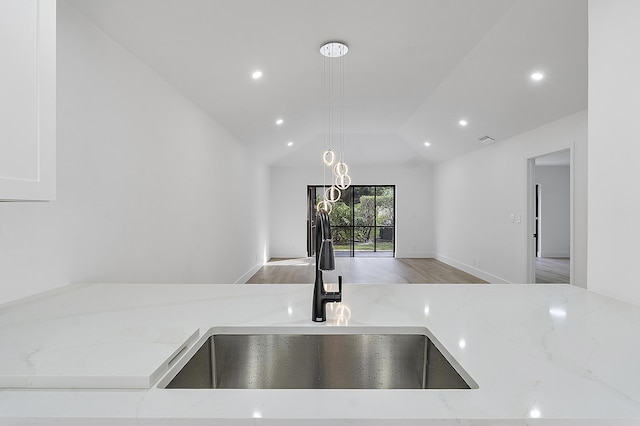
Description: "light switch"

(516, 214), (522, 224)
(510, 214), (515, 223)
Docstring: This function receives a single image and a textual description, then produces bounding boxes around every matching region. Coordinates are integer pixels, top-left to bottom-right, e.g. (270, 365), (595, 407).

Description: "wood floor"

(535, 257), (570, 284)
(246, 257), (487, 284)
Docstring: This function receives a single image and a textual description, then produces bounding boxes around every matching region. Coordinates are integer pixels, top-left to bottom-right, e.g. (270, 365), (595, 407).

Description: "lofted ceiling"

(64, 0), (587, 167)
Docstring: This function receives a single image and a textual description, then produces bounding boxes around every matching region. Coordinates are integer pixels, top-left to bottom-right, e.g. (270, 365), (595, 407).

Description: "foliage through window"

(308, 185), (395, 257)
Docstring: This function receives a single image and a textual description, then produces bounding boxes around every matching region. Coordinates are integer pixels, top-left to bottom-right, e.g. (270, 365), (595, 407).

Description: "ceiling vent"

(477, 135), (496, 145)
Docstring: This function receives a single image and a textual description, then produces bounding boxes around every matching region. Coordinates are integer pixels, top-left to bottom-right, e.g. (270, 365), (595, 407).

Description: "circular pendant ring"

(325, 186), (341, 203)
(333, 161), (348, 176)
(336, 173), (351, 190)
(323, 150), (335, 166)
(317, 199), (333, 214)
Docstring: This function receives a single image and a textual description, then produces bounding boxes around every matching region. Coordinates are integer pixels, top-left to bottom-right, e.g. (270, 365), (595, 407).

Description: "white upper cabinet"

(0, 0), (55, 201)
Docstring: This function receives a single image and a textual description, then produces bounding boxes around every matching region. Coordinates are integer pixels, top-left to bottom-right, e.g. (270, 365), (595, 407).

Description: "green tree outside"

(314, 185), (394, 252)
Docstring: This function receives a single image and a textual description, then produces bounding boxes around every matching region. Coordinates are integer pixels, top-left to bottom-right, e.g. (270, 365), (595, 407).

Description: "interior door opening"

(527, 149), (572, 284)
(535, 184), (540, 257)
(307, 185), (395, 258)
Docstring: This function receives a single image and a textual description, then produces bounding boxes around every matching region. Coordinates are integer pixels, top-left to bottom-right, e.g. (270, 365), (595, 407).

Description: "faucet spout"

(312, 210), (342, 322)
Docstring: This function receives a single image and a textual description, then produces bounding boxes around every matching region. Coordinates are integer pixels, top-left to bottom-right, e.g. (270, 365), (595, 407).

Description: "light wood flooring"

(246, 257), (487, 284)
(535, 257), (570, 284)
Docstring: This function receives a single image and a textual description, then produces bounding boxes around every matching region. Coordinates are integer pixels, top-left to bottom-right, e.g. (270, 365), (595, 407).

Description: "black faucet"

(312, 210), (343, 322)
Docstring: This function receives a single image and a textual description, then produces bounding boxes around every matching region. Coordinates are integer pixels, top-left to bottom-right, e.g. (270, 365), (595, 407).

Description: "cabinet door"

(0, 0), (55, 201)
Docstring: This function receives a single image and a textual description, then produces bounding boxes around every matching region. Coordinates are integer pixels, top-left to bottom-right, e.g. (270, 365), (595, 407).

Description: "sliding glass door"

(307, 185), (395, 257)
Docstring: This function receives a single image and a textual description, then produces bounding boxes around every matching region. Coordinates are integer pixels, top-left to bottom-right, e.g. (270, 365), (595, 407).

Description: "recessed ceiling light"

(531, 72), (544, 81)
(252, 70), (263, 79)
(459, 119), (468, 127)
(287, 141), (293, 147)
(424, 141), (431, 147)
(276, 118), (284, 125)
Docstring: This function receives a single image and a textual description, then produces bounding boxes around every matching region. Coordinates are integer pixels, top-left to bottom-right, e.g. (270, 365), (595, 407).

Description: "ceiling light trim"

(320, 41), (349, 58)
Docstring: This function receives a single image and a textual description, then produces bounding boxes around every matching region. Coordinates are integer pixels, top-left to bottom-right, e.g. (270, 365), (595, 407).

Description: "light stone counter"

(1, 282), (640, 425)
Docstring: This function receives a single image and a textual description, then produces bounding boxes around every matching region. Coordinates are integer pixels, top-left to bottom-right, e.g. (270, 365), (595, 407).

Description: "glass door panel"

(333, 226), (353, 257)
(354, 226), (375, 256)
(376, 186), (394, 227)
(308, 185), (395, 258)
(376, 227), (395, 254)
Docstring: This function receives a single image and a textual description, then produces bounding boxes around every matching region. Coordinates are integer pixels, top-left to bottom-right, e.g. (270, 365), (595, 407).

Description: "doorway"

(307, 185), (395, 257)
(526, 149), (572, 284)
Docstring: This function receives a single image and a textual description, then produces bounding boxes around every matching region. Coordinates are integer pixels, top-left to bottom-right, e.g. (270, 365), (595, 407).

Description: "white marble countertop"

(1, 282), (640, 425)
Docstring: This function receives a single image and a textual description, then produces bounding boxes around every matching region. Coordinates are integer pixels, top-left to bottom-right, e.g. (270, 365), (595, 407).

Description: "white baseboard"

(272, 252), (436, 259)
(395, 252), (434, 258)
(539, 251), (570, 258)
(434, 254), (511, 284)
(235, 263), (264, 284)
(269, 252), (308, 260)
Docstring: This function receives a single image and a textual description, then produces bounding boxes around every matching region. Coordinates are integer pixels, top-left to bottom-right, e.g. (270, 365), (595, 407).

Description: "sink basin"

(160, 327), (476, 390)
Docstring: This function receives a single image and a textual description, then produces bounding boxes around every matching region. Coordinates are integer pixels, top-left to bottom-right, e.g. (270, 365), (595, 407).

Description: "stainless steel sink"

(160, 327), (476, 390)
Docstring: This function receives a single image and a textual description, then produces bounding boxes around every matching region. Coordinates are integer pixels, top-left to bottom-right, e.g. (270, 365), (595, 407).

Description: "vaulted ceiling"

(65, 0), (587, 167)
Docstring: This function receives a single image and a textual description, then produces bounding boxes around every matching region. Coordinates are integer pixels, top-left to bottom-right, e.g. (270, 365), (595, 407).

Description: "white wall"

(588, 0), (640, 304)
(0, 3), (269, 304)
(269, 163), (434, 259)
(536, 165), (570, 258)
(434, 110), (587, 285)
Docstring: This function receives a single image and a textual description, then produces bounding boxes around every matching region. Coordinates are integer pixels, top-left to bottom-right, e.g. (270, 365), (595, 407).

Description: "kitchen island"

(1, 283), (639, 425)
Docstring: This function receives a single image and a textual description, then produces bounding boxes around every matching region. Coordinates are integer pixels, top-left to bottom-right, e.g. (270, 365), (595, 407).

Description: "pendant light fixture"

(319, 40), (351, 211)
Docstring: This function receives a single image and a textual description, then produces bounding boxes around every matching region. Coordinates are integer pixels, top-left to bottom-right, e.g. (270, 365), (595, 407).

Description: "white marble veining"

(1, 283), (640, 425)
